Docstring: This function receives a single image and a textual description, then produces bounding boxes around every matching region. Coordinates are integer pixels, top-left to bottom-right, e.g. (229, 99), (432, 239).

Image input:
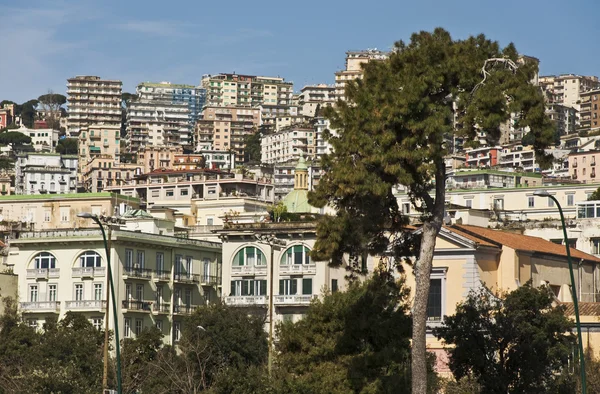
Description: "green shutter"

(237, 250), (244, 266)
(302, 278), (312, 295)
(260, 280), (267, 296)
(242, 280), (249, 296)
(279, 280), (284, 295)
(304, 247), (311, 264)
(230, 281), (236, 296)
(291, 279), (298, 295)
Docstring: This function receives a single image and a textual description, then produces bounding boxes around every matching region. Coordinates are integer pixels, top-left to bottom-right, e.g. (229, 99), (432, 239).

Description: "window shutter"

(291, 279), (298, 295)
(304, 247), (311, 265)
(242, 280), (249, 296)
(260, 280), (267, 295)
(302, 278), (312, 295)
(237, 250), (244, 266)
(279, 280), (284, 295)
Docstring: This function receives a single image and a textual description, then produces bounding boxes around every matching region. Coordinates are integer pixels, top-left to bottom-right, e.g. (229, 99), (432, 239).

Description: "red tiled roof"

(443, 226), (497, 248)
(562, 302), (600, 316)
(452, 225), (600, 263)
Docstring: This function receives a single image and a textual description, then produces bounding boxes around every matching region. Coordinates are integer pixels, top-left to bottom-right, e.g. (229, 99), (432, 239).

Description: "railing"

(20, 301), (60, 312)
(274, 295), (316, 305)
(231, 265), (268, 276)
(122, 300), (152, 312)
(26, 268), (60, 279)
(65, 300), (106, 310)
(173, 304), (199, 315)
(224, 296), (268, 306)
(279, 264), (317, 275)
(72, 267), (106, 278)
(152, 302), (170, 313)
(174, 273), (200, 283)
(153, 270), (170, 281)
(123, 267), (152, 279)
(200, 275), (221, 286)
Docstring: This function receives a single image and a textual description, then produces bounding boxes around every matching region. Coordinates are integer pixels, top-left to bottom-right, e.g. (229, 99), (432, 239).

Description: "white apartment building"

(14, 126), (59, 151)
(261, 126), (316, 164)
(14, 153), (78, 195)
(9, 216), (222, 345)
(334, 50), (387, 101)
(298, 84), (336, 117)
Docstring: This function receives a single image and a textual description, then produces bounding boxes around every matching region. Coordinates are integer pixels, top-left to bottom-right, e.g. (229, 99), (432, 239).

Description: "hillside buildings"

(334, 49), (387, 101)
(15, 153), (78, 195)
(13, 126), (59, 152)
(579, 89), (600, 133)
(201, 73), (293, 108)
(0, 103), (16, 128)
(261, 126), (316, 164)
(298, 84), (335, 117)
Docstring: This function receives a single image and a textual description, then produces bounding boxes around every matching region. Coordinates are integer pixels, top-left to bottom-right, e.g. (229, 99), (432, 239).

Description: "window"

(493, 198), (504, 210)
(136, 284), (144, 301)
(280, 245), (311, 265)
(151, 189), (160, 198)
(156, 285), (163, 305)
(156, 252), (164, 272)
(125, 249), (133, 270)
(166, 189), (174, 197)
(302, 278), (312, 295)
(175, 255), (183, 275)
(180, 189), (188, 196)
(79, 251), (102, 267)
(233, 247), (265, 266)
(33, 252), (56, 269)
(44, 209), (50, 222)
(92, 318), (103, 330)
(135, 319), (143, 336)
(230, 279), (267, 296)
(173, 322), (181, 342)
(48, 284), (57, 302)
(185, 289), (192, 306)
(528, 196), (535, 208)
(548, 197), (555, 207)
(465, 199), (473, 208)
(567, 194), (574, 206)
(137, 250), (145, 269)
(426, 268), (447, 323)
(185, 257), (193, 274)
(60, 207), (69, 222)
(94, 283), (103, 300)
(203, 258), (211, 281)
(331, 279), (338, 293)
(74, 283), (84, 301)
(155, 320), (163, 331)
(29, 285), (38, 302)
(124, 318), (131, 337)
(206, 217), (214, 225)
(279, 279), (297, 295)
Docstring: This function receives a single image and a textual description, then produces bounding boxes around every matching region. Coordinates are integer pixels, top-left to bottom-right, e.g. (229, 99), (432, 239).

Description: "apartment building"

(0, 193), (138, 232)
(196, 106), (261, 164)
(546, 103), (578, 136)
(9, 216), (222, 345)
(14, 126), (59, 151)
(261, 126), (316, 164)
(201, 73), (293, 108)
(67, 76), (122, 135)
(334, 49), (387, 101)
(82, 155), (143, 193)
(539, 74), (600, 113)
(15, 153), (78, 195)
(0, 103), (16, 128)
(445, 169), (542, 192)
(137, 82), (206, 124)
(579, 89), (600, 132)
(464, 146), (501, 167)
(137, 146), (183, 173)
(298, 84), (336, 117)
(569, 150), (600, 183)
(193, 149), (235, 171)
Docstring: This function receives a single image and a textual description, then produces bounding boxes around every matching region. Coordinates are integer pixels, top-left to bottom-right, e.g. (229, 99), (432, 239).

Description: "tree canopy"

(244, 130), (262, 163)
(434, 284), (575, 394)
(0, 131), (31, 147)
(38, 92), (67, 130)
(309, 28), (554, 393)
(56, 138), (78, 155)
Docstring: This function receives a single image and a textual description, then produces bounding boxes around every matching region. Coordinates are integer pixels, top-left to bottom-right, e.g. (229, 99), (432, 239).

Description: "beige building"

(196, 106), (261, 164)
(0, 193), (138, 232)
(261, 126), (316, 164)
(579, 89), (600, 132)
(298, 84), (335, 117)
(539, 74), (600, 114)
(82, 155), (143, 193)
(137, 146), (183, 173)
(0, 272), (17, 315)
(201, 73), (293, 108)
(568, 150), (600, 183)
(8, 215), (222, 345)
(334, 50), (387, 101)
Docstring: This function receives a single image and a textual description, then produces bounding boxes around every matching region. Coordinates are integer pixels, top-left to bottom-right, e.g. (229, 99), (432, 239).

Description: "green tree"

(121, 326), (164, 393)
(309, 28), (554, 393)
(588, 187), (600, 201)
(55, 138), (78, 155)
(19, 99), (39, 128)
(0, 131), (31, 153)
(434, 284), (575, 394)
(38, 92), (67, 130)
(244, 130), (262, 163)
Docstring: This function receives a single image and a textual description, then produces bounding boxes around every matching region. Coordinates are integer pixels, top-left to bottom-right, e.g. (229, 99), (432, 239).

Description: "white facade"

(298, 84), (335, 117)
(261, 126), (316, 164)
(66, 76), (122, 135)
(15, 153), (78, 195)
(15, 127), (59, 151)
(126, 100), (191, 151)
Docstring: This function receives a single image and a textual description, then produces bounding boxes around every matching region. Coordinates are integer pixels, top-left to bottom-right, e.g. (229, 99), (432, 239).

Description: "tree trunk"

(412, 160), (445, 394)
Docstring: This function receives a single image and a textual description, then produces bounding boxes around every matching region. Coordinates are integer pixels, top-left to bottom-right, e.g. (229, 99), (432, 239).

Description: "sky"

(1, 0), (599, 103)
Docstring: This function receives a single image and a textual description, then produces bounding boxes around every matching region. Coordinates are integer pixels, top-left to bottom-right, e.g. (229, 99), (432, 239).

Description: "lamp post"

(77, 213), (122, 394)
(533, 190), (586, 393)
(255, 233), (286, 377)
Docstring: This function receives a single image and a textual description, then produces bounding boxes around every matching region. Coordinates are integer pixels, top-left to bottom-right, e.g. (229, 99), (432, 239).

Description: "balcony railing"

(20, 301), (60, 312)
(122, 300), (152, 312)
(174, 273), (200, 283)
(274, 295), (316, 305)
(153, 270), (170, 281)
(230, 265), (268, 276)
(26, 268), (60, 280)
(279, 264), (317, 275)
(123, 267), (152, 279)
(72, 267), (106, 278)
(65, 300), (106, 310)
(224, 296), (268, 306)
(152, 302), (170, 313)
(173, 304), (200, 315)
(200, 275), (221, 286)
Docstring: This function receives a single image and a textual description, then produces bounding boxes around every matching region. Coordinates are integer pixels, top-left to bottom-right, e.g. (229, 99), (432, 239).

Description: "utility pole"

(102, 224), (112, 389)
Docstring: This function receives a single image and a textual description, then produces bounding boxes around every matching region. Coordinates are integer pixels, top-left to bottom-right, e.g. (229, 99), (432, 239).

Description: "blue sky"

(1, 0), (598, 103)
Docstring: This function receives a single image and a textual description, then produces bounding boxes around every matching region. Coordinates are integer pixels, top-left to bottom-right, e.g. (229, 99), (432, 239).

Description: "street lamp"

(77, 212), (122, 394)
(255, 233), (286, 376)
(533, 190), (586, 393)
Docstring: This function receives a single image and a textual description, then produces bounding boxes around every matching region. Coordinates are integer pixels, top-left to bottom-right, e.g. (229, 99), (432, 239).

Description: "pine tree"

(309, 28), (554, 393)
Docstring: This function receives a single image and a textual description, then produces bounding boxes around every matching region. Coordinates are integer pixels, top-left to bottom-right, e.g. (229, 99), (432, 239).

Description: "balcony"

(200, 275), (221, 286)
(20, 301), (60, 313)
(279, 264), (317, 275)
(152, 302), (170, 314)
(224, 296), (268, 307)
(65, 300), (106, 311)
(123, 267), (152, 280)
(274, 295), (316, 306)
(26, 268), (60, 280)
(72, 267), (106, 278)
(122, 300), (152, 312)
(230, 265), (268, 276)
(153, 270), (171, 281)
(173, 304), (200, 315)
(174, 273), (200, 284)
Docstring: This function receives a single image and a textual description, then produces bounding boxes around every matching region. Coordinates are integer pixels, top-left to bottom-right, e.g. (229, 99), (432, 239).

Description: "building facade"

(298, 84), (335, 117)
(334, 50), (387, 101)
(569, 150), (600, 183)
(201, 74), (293, 108)
(15, 127), (59, 151)
(261, 126), (316, 164)
(82, 155), (143, 193)
(579, 89), (600, 133)
(15, 153), (78, 195)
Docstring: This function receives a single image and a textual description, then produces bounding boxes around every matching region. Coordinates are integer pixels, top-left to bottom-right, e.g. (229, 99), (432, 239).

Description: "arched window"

(78, 251), (102, 267)
(280, 245), (311, 265)
(33, 252), (56, 269)
(233, 246), (265, 266)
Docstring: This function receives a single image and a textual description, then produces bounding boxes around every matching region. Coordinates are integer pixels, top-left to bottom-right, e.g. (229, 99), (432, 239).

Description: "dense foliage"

(55, 138), (78, 155)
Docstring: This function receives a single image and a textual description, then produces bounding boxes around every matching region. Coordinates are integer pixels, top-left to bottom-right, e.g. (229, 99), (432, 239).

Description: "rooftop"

(0, 192), (138, 202)
(452, 169), (543, 178)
